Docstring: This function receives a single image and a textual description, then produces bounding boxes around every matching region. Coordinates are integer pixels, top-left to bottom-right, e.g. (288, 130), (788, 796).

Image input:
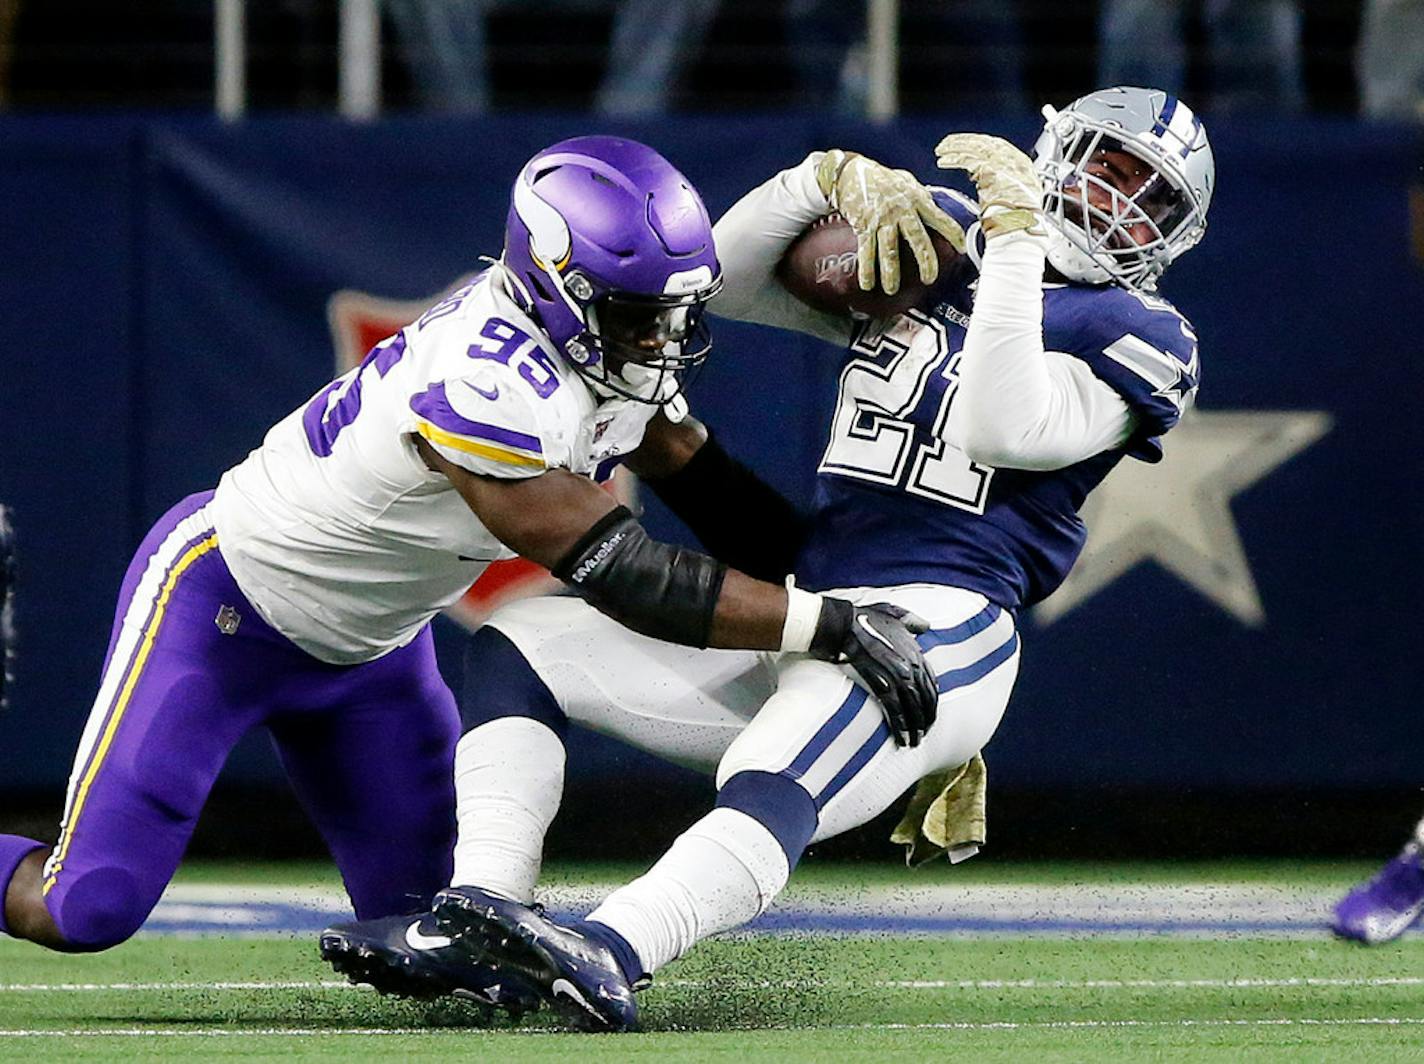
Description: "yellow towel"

(889, 754), (987, 867)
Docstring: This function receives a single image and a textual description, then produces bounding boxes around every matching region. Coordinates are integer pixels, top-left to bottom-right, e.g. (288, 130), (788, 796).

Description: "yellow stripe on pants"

(43, 534), (219, 895)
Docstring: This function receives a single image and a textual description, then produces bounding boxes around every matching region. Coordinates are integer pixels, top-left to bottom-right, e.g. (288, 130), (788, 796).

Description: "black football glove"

(809, 598), (938, 747)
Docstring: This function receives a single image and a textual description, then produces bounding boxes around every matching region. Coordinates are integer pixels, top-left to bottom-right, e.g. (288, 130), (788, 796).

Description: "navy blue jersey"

(794, 191), (1200, 610)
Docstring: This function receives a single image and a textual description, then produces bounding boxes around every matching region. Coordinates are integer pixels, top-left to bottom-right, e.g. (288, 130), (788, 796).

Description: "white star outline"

(1033, 409), (1333, 628)
(1154, 350), (1198, 407)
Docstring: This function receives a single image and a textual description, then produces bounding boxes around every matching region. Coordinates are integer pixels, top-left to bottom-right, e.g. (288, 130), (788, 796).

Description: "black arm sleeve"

(643, 432), (809, 583)
(551, 506), (728, 649)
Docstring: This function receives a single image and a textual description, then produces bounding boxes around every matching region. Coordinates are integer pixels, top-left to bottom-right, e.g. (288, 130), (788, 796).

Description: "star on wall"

(1033, 409), (1333, 628)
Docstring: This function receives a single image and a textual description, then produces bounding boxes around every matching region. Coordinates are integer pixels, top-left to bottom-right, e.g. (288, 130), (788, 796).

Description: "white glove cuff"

(780, 584), (825, 653)
(981, 224), (1051, 266)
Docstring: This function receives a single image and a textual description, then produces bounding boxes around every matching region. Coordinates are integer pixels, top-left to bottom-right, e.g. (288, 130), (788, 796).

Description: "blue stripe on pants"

(815, 721), (893, 810)
(784, 684), (869, 780)
(811, 626), (1019, 810)
(917, 603), (1000, 651)
(936, 631), (1019, 695)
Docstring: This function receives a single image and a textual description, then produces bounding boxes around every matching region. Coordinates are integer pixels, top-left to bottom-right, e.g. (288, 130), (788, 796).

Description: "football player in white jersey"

(355, 89), (1216, 1031)
(0, 137), (937, 981)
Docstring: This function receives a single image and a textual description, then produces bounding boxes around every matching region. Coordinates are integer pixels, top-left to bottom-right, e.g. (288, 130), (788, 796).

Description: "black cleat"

(434, 885), (638, 1032)
(319, 911), (542, 1016)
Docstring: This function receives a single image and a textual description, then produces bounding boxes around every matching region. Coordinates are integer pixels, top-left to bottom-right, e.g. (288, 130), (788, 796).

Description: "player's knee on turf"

(45, 864), (151, 951)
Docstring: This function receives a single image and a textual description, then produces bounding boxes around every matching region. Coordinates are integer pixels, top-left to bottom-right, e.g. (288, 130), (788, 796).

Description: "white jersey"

(211, 266), (658, 665)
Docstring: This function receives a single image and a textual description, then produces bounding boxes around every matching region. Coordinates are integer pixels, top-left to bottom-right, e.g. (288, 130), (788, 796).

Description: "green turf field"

(3, 860), (1421, 1061)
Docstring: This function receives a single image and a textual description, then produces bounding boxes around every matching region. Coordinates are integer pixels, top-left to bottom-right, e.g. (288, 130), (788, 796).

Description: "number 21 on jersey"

(819, 311), (994, 513)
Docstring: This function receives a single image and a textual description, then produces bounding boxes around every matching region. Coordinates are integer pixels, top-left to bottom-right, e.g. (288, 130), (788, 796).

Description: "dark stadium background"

(1, 0), (1420, 866)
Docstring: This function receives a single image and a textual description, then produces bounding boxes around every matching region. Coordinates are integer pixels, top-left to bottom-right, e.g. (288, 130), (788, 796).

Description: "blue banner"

(0, 113), (1420, 794)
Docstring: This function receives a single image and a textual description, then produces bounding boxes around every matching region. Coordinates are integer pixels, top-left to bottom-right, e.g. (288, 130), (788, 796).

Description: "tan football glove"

(815, 149), (965, 295)
(933, 133), (1044, 240)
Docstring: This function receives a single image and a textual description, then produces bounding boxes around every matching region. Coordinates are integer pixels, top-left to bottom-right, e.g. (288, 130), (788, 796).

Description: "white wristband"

(780, 585), (824, 653)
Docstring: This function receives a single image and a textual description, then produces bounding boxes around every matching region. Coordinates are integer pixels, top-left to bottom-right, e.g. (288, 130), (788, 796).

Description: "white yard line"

(5, 976), (1423, 993)
(0, 1028), (449, 1038)
(863, 1017), (1424, 1031)
(0, 981), (355, 992)
(876, 977), (1424, 989)
(149, 881), (1347, 926)
(2, 1017), (1424, 1038)
(669, 976), (1424, 990)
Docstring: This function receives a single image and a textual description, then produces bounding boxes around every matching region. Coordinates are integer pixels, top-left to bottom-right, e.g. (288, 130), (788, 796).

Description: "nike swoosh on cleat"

(405, 921), (453, 951)
(551, 978), (602, 1021)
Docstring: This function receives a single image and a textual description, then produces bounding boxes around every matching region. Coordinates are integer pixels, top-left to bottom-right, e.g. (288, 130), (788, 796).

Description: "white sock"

(586, 807), (789, 975)
(450, 717), (566, 902)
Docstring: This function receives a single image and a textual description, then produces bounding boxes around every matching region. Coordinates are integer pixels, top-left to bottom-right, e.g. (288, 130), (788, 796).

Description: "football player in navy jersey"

(326, 87), (1215, 1031)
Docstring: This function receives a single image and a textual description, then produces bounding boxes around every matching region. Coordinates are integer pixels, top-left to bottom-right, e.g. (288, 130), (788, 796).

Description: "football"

(775, 212), (960, 319)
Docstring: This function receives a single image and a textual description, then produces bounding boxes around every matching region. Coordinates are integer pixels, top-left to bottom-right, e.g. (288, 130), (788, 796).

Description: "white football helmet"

(1033, 86), (1214, 292)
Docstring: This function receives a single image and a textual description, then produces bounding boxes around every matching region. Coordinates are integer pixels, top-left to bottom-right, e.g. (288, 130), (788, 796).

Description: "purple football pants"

(38, 491), (458, 949)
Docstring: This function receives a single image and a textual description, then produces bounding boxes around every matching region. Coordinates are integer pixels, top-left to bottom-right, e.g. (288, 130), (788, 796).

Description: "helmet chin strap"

(569, 337), (681, 406)
(618, 361), (675, 401)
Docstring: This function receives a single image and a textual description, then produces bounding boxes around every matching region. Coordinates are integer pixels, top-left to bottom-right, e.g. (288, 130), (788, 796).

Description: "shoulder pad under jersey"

(410, 358), (571, 480)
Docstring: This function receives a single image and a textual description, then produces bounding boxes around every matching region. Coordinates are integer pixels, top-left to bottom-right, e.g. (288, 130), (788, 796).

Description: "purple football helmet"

(502, 136), (722, 403)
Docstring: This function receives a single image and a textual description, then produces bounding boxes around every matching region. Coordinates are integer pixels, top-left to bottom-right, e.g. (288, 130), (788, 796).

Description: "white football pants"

(484, 583), (1017, 844)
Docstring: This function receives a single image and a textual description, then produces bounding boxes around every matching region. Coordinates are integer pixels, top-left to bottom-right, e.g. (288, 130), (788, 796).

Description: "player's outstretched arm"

(711, 156), (860, 344)
(714, 152), (963, 338)
(624, 411), (808, 583)
(415, 435), (938, 746)
(934, 134), (1134, 470)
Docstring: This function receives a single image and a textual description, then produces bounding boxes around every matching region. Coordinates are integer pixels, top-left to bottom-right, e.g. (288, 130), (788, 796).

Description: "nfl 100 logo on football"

(814, 250), (858, 287)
